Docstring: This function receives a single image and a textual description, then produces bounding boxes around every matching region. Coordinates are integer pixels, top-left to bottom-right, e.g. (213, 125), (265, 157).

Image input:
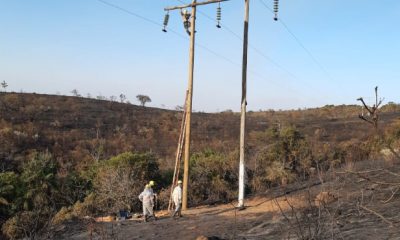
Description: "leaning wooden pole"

(168, 91), (188, 211)
(182, 0), (197, 211)
(238, 0), (249, 209)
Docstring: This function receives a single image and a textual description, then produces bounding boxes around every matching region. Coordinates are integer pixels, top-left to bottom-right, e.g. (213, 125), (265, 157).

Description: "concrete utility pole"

(164, 0), (228, 211)
(237, 0), (250, 209)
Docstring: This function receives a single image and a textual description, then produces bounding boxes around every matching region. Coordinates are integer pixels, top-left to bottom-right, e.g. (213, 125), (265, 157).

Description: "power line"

(176, 0), (300, 81)
(181, 4), (320, 100)
(171, 2), (312, 99)
(95, 0), (319, 104)
(177, 0), (339, 101)
(96, 0), (193, 41)
(258, 0), (336, 82)
(174, 0), (327, 103)
(181, 0), (329, 103)
(95, 0), (234, 62)
(94, 1), (264, 80)
(96, 0), (282, 78)
(96, 0), (161, 27)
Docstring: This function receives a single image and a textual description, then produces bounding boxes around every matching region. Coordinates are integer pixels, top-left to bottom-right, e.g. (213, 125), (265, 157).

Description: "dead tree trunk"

(357, 86), (383, 132)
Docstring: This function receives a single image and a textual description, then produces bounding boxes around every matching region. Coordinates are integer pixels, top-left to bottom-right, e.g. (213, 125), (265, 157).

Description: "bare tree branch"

(360, 205), (394, 227)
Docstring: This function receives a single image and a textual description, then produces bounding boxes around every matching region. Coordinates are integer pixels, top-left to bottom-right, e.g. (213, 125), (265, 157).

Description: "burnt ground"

(54, 157), (400, 240)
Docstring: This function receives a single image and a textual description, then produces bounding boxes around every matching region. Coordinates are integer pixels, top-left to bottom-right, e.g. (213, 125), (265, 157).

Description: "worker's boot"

(172, 211), (179, 219)
(144, 215), (148, 223)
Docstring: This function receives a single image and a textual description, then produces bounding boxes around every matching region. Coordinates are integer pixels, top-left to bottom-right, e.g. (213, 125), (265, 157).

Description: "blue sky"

(1, 0), (399, 111)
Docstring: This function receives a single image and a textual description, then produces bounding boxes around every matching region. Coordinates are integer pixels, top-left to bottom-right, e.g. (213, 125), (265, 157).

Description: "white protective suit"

(172, 185), (182, 205)
(139, 188), (154, 217)
(172, 185), (182, 216)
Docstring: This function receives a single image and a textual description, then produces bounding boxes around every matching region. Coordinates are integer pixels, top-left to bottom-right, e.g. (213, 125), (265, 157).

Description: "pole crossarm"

(165, 0), (228, 11)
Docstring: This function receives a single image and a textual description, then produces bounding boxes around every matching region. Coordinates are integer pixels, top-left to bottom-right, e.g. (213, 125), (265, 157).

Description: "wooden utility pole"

(238, 0), (250, 209)
(182, 0), (196, 211)
(164, 0), (228, 211)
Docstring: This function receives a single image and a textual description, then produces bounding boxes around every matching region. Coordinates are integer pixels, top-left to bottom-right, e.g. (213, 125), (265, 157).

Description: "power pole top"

(164, 0), (228, 11)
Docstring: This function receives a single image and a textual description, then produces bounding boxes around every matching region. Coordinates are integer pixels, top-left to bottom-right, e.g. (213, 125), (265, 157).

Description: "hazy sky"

(1, 0), (399, 111)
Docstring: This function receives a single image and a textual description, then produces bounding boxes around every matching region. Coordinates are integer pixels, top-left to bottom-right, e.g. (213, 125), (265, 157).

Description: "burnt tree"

(357, 86), (383, 131)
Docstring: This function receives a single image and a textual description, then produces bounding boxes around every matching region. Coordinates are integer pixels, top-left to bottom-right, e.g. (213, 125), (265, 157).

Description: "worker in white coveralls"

(172, 180), (183, 218)
(148, 180), (158, 218)
(139, 184), (157, 222)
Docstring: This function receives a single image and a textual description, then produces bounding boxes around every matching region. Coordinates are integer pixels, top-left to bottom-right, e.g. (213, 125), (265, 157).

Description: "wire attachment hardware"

(273, 0), (279, 21)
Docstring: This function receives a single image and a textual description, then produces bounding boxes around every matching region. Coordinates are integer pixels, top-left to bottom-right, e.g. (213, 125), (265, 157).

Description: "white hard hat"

(177, 180), (183, 184)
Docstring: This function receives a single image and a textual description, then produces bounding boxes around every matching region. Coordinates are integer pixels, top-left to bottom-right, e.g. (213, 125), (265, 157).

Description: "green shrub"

(189, 150), (238, 205)
(92, 152), (160, 214)
(1, 152), (59, 239)
(0, 172), (20, 217)
(251, 125), (314, 188)
(20, 152), (58, 211)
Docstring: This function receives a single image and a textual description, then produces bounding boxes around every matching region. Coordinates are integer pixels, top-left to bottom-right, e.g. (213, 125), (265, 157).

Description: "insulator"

(162, 12), (169, 32)
(163, 13), (170, 26)
(216, 3), (221, 28)
(273, 0), (279, 21)
(274, 0), (279, 12)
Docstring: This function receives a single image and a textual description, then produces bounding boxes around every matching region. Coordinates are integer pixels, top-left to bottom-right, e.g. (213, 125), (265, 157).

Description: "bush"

(2, 214), (20, 240)
(252, 126), (313, 188)
(1, 152), (59, 239)
(52, 207), (74, 226)
(156, 188), (171, 210)
(189, 150), (238, 205)
(2, 209), (53, 240)
(20, 152), (58, 211)
(0, 172), (20, 217)
(92, 152), (160, 214)
(51, 193), (96, 225)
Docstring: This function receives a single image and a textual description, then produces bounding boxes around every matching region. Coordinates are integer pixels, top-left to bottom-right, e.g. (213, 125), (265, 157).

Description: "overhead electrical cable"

(176, 0), (300, 81)
(174, 0), (324, 103)
(258, 0), (335, 82)
(95, 0), (319, 105)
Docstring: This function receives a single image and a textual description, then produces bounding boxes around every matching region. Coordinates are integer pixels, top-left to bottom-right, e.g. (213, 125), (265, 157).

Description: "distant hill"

(0, 92), (399, 173)
(2, 92), (400, 240)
